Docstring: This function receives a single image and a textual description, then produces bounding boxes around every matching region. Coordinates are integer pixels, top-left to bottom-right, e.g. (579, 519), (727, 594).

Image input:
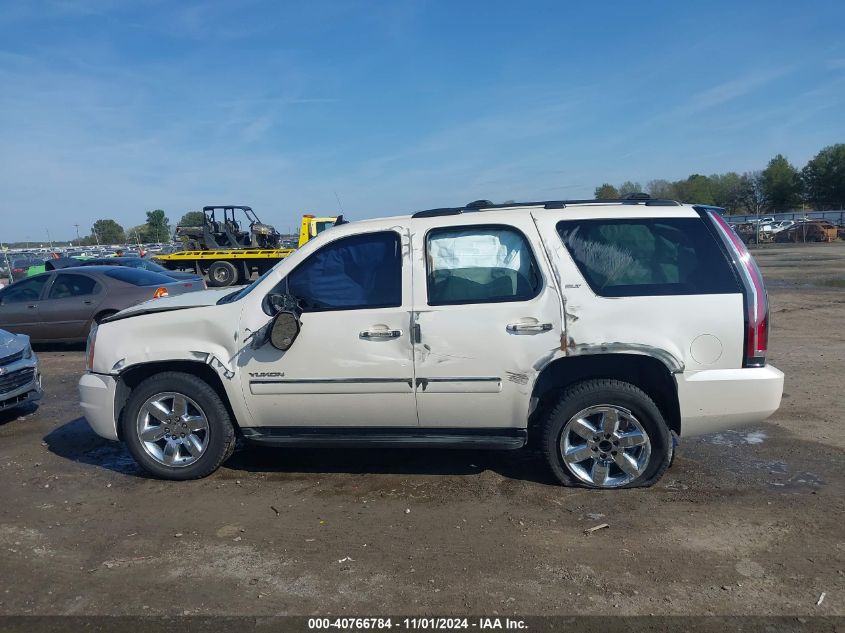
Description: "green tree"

(91, 219), (126, 245)
(674, 174), (715, 204)
(594, 183), (619, 199)
(709, 172), (744, 214)
(801, 144), (845, 210)
(646, 179), (676, 200)
(617, 181), (643, 197)
(178, 211), (205, 227)
(144, 209), (170, 243)
(738, 171), (766, 216)
(127, 224), (149, 244)
(761, 154), (801, 211)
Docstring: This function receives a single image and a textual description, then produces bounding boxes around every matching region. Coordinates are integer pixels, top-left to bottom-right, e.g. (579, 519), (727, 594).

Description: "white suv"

(79, 197), (784, 488)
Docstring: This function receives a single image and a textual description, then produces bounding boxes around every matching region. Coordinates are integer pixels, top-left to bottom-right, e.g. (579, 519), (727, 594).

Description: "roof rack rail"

(410, 195), (681, 218)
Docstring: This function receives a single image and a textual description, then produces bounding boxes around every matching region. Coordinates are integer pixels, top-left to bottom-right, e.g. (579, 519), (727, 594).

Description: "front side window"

(1, 276), (49, 304)
(556, 218), (740, 297)
(426, 226), (541, 305)
(49, 274), (99, 299)
(284, 231), (402, 311)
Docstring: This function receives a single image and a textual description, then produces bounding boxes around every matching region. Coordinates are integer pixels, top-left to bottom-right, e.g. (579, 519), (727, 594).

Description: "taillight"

(152, 287), (169, 299)
(707, 211), (769, 367)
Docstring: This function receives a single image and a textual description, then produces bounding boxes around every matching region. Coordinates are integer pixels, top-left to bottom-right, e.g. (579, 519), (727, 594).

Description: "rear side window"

(284, 231), (402, 311)
(49, 274), (99, 298)
(556, 218), (739, 297)
(104, 268), (174, 286)
(426, 226), (541, 305)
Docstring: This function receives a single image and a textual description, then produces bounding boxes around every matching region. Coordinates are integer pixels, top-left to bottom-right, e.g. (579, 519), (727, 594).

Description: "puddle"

(702, 430), (767, 447)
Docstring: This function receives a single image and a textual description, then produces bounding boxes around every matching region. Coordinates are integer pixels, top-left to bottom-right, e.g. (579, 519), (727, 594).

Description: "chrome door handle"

(506, 322), (553, 333)
(360, 329), (402, 339)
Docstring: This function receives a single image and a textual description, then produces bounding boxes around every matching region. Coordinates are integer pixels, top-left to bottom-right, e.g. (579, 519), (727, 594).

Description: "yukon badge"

(249, 371), (285, 378)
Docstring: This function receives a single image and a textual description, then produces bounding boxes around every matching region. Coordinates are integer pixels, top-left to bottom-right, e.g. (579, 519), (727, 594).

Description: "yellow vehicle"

(156, 213), (337, 287)
(299, 214), (339, 247)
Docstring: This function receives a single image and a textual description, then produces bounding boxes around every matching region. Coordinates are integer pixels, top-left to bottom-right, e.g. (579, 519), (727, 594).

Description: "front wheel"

(122, 372), (236, 480)
(541, 379), (672, 488)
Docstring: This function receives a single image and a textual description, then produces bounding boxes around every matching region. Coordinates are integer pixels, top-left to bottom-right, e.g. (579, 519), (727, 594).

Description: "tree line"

(594, 143), (845, 214)
(74, 210), (205, 246)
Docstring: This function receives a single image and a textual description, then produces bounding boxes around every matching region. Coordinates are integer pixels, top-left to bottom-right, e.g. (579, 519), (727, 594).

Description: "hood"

(105, 286), (243, 322)
(0, 328), (29, 356)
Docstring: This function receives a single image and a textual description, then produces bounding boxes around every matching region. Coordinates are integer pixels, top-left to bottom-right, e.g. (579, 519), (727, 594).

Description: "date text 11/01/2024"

(307, 617), (528, 630)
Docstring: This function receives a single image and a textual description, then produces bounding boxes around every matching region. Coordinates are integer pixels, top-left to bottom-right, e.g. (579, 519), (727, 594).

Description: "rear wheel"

(122, 372), (236, 480)
(207, 260), (238, 287)
(541, 379), (672, 488)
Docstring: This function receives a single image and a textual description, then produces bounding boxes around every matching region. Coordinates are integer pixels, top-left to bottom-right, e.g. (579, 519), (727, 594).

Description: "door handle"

(27, 304), (37, 309)
(360, 329), (402, 339)
(506, 321), (553, 333)
(83, 300), (94, 305)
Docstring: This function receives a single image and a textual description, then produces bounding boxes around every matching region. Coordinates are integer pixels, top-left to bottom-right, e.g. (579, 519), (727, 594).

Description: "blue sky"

(1, 0), (844, 242)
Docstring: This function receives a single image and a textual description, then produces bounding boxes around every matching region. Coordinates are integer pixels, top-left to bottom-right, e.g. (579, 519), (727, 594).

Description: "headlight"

(86, 325), (98, 371)
(22, 344), (33, 359)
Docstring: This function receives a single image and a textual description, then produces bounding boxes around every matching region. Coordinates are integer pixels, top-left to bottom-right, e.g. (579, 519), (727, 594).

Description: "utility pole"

(74, 224), (81, 241)
(46, 228), (53, 250)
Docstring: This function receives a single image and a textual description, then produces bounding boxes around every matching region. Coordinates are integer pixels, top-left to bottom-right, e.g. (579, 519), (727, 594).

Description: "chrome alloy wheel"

(136, 392), (210, 468)
(560, 405), (651, 487)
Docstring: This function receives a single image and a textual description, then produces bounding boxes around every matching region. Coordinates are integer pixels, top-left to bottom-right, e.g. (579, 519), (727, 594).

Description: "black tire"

(541, 379), (672, 489)
(122, 372), (236, 480)
(207, 261), (238, 287)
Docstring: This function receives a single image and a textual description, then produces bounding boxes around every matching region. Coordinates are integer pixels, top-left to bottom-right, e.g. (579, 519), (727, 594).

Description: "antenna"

(333, 190), (346, 216)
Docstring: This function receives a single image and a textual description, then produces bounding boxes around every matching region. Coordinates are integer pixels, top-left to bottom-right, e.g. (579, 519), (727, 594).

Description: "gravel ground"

(0, 241), (843, 616)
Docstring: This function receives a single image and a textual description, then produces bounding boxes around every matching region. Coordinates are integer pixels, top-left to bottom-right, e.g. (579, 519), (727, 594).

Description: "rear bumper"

(78, 372), (119, 440)
(675, 365), (784, 437)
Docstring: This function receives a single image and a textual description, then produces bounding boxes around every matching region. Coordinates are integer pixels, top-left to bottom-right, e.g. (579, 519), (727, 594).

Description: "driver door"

(238, 227), (417, 427)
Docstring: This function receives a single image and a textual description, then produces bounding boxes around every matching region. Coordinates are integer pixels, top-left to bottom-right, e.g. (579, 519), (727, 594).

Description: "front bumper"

(675, 364), (784, 437)
(0, 354), (43, 412)
(78, 372), (119, 440)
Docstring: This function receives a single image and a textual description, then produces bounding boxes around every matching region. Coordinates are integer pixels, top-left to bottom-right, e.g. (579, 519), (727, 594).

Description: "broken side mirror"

(269, 311), (300, 351)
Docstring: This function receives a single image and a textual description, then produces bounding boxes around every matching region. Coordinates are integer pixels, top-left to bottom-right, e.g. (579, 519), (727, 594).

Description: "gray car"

(0, 266), (205, 343)
(0, 328), (42, 413)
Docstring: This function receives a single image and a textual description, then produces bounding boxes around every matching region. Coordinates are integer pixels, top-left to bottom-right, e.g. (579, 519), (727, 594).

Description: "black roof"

(202, 205), (253, 211)
(411, 193), (680, 218)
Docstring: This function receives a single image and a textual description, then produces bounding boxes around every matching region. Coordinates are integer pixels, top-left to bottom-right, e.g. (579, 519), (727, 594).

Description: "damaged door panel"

(410, 216), (563, 428)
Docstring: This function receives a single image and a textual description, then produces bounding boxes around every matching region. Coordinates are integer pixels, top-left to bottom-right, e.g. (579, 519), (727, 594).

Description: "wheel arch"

(114, 360), (241, 441)
(528, 353), (681, 443)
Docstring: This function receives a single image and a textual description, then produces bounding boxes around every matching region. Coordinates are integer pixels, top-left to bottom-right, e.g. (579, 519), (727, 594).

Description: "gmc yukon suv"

(79, 196), (784, 488)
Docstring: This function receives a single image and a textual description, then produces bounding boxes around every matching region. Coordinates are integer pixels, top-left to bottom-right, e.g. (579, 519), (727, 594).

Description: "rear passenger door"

(38, 273), (104, 340)
(410, 217), (563, 429)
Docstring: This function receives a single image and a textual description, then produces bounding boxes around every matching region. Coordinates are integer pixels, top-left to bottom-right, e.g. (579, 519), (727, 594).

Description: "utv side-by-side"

(175, 206), (282, 251)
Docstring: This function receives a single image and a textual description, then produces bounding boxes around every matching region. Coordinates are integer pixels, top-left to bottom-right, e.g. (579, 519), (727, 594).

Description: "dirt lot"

(0, 242), (843, 617)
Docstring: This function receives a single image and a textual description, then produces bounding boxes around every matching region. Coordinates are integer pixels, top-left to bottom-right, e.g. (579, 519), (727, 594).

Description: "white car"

(79, 196), (784, 488)
(0, 329), (42, 413)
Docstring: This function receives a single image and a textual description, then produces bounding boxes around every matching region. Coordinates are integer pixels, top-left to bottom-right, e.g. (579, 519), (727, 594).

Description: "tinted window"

(284, 231), (402, 311)
(1, 276), (49, 304)
(104, 268), (175, 286)
(48, 274), (99, 299)
(426, 226), (541, 305)
(556, 218), (739, 297)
